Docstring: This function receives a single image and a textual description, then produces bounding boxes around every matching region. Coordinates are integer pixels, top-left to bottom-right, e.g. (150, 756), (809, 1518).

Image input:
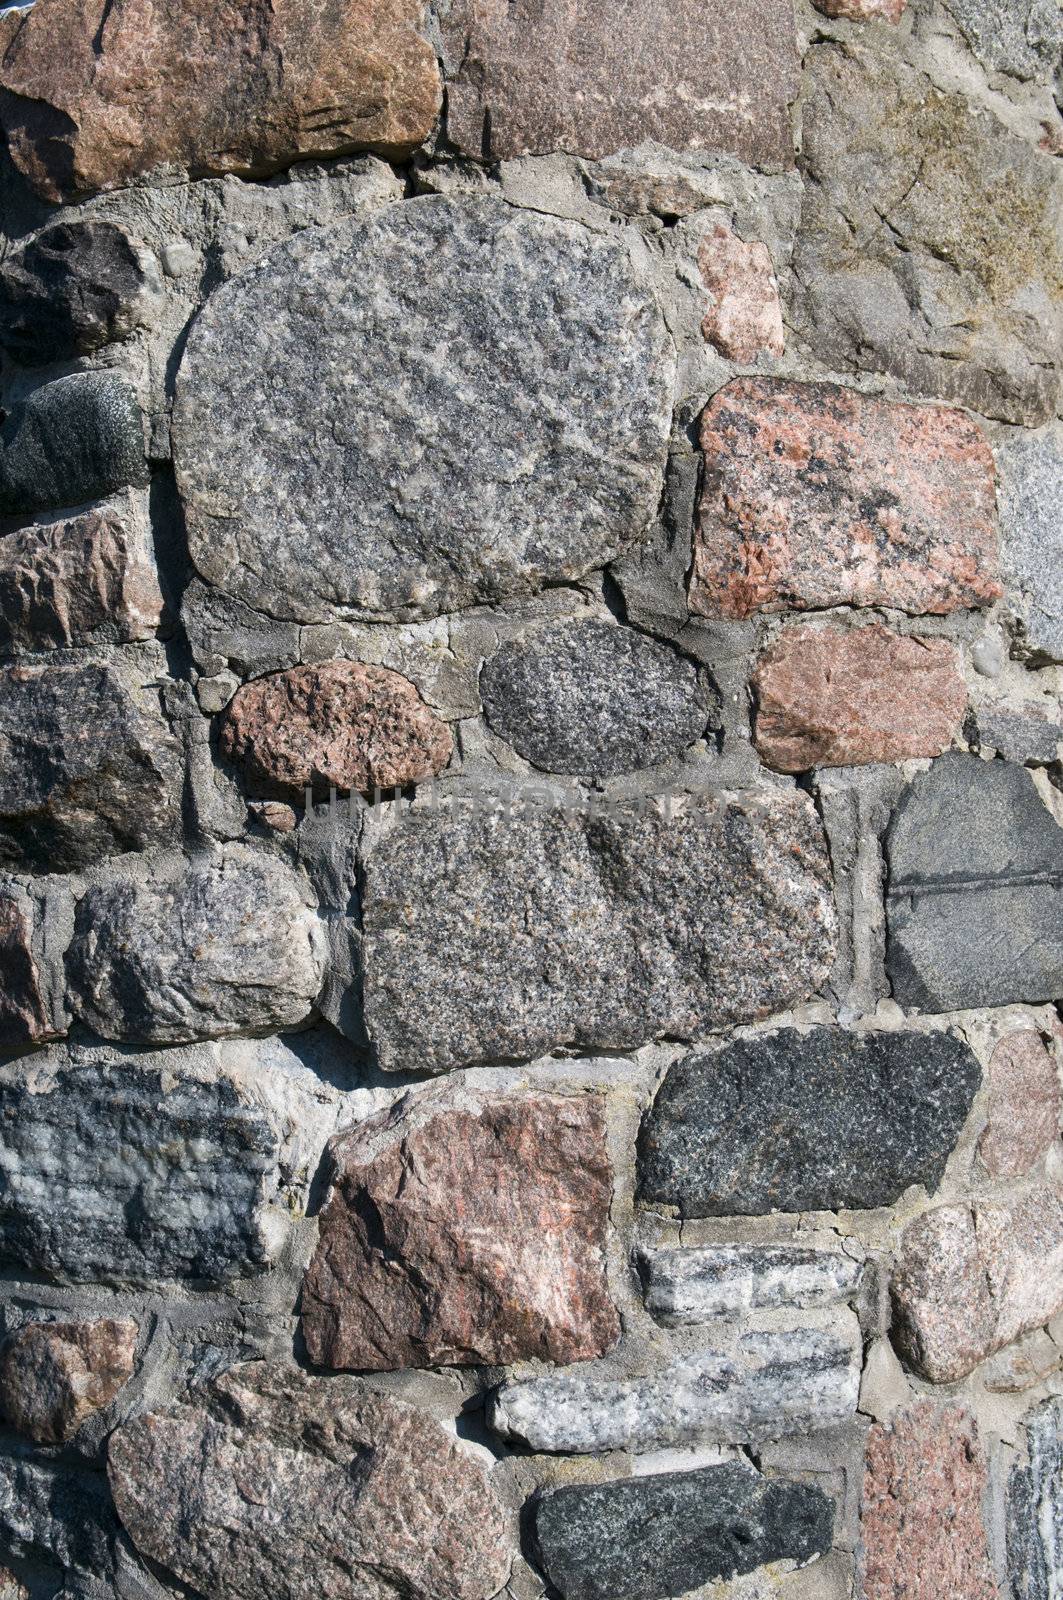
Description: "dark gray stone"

(174, 196), (674, 625)
(969, 700), (1063, 764)
(479, 620), (718, 778)
(0, 373), (148, 518)
(998, 430), (1063, 664)
(639, 1027), (981, 1216)
(1008, 1397), (1063, 1600)
(359, 790), (836, 1074)
(0, 222), (145, 367)
(944, 0), (1063, 82)
(885, 754), (1063, 1012)
(533, 1463), (834, 1600)
(0, 1452), (118, 1576)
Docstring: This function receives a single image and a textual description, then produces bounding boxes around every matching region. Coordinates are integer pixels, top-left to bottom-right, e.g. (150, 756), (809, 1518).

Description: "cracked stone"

(0, 1318), (138, 1444)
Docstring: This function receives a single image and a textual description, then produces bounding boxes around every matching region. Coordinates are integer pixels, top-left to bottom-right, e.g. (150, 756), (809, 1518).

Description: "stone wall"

(0, 0), (1059, 1597)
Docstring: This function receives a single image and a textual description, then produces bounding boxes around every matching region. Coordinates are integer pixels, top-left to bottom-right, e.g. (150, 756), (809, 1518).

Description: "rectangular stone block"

(638, 1243), (863, 1325)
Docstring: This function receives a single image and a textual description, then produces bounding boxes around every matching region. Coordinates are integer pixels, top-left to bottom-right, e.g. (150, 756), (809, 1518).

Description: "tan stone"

(978, 1030), (1061, 1178)
(0, 1318), (138, 1443)
(699, 224), (785, 363)
(813, 0), (906, 20)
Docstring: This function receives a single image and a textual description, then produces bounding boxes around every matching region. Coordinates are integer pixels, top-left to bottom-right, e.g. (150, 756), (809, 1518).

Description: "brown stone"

(302, 1090), (619, 1370)
(0, 0), (441, 202)
(699, 224), (785, 363)
(752, 623), (966, 772)
(813, 0), (906, 19)
(0, 1318), (137, 1444)
(891, 1187), (1063, 1383)
(981, 1329), (1063, 1393)
(861, 1403), (997, 1600)
(442, 0), (799, 169)
(0, 891), (53, 1052)
(0, 1568), (27, 1600)
(218, 660), (453, 803)
(978, 1031), (1061, 1179)
(691, 378), (1000, 620)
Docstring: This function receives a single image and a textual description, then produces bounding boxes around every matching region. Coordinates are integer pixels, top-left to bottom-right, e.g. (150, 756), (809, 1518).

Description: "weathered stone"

(0, 0), (441, 202)
(1008, 1396), (1063, 1600)
(0, 1318), (138, 1444)
(0, 1035), (343, 1283)
(699, 224), (785, 362)
(0, 658), (180, 871)
(982, 1329), (1063, 1394)
(753, 624), (966, 772)
(813, 0), (905, 17)
(0, 1452), (119, 1576)
(691, 378), (999, 620)
(0, 222), (145, 365)
(0, 495), (163, 654)
(971, 698), (1063, 764)
(638, 1243), (862, 1324)
(0, 888), (52, 1051)
(0, 373), (148, 520)
(862, 1404), (997, 1600)
(998, 430), (1063, 663)
(66, 846), (325, 1043)
(891, 1187), (1063, 1382)
(885, 754), (1063, 1012)
(108, 1362), (511, 1600)
(360, 790), (836, 1074)
(0, 1567), (27, 1600)
(479, 621), (716, 779)
(978, 1030), (1060, 1179)
(174, 197), (674, 625)
(302, 1089), (618, 1370)
(945, 0), (1063, 81)
(442, 0), (799, 169)
(488, 1324), (860, 1452)
(640, 1027), (980, 1216)
(793, 43), (1063, 426)
(533, 1463), (834, 1600)
(219, 660), (452, 802)
(815, 764), (904, 1017)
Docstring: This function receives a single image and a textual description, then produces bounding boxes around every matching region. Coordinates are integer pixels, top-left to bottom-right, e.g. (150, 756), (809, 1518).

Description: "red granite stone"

(0, 1318), (138, 1443)
(979, 1030), (1061, 1179)
(699, 224), (785, 363)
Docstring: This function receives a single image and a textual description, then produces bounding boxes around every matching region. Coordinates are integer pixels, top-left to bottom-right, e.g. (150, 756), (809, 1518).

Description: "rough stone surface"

(0, 222), (145, 365)
(108, 1362), (511, 1600)
(65, 847), (325, 1043)
(0, 0), (441, 202)
(0, 495), (163, 653)
(479, 620), (716, 779)
(0, 1568), (26, 1600)
(944, 0), (1063, 80)
(302, 1089), (618, 1370)
(488, 1324), (860, 1452)
(0, 1318), (138, 1444)
(442, 0), (799, 169)
(978, 1030), (1061, 1179)
(998, 430), (1063, 663)
(699, 224), (785, 363)
(1008, 1397), (1063, 1600)
(0, 372), (148, 520)
(982, 1329), (1063, 1394)
(174, 197), (675, 625)
(360, 790), (836, 1074)
(793, 43), (1063, 426)
(813, 0), (905, 17)
(0, 1452), (118, 1576)
(691, 379), (999, 620)
(638, 1243), (862, 1324)
(861, 1404), (997, 1600)
(639, 1027), (980, 1216)
(219, 660), (452, 801)
(885, 754), (1063, 1012)
(753, 624), (966, 772)
(891, 1187), (1063, 1382)
(971, 698), (1063, 764)
(533, 1463), (834, 1600)
(0, 659), (180, 871)
(0, 888), (52, 1051)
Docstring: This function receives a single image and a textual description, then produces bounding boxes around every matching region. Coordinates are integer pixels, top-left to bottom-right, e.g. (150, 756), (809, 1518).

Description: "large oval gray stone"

(173, 197), (675, 623)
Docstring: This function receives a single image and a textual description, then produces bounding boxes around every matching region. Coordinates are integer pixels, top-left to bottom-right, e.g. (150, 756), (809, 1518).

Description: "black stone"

(0, 222), (145, 367)
(0, 372), (148, 518)
(0, 1450), (119, 1576)
(532, 1463), (834, 1600)
(1007, 1397), (1063, 1600)
(639, 1026), (981, 1216)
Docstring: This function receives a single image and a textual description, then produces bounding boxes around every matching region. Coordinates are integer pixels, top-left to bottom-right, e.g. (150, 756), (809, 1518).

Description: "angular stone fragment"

(479, 620), (716, 779)
(971, 698), (1063, 764)
(302, 1090), (618, 1370)
(753, 624), (966, 772)
(0, 1568), (26, 1600)
(108, 1362), (511, 1600)
(219, 660), (452, 802)
(489, 1324), (860, 1453)
(1008, 1397), (1063, 1600)
(66, 846), (325, 1043)
(998, 430), (1063, 663)
(0, 0), (441, 202)
(442, 0), (799, 168)
(699, 224), (785, 363)
(0, 888), (52, 1051)
(0, 373), (148, 520)
(813, 0), (905, 17)
(978, 1030), (1061, 1179)
(360, 790), (836, 1074)
(0, 495), (163, 653)
(692, 378), (999, 620)
(862, 1404), (997, 1600)
(638, 1243), (862, 1325)
(945, 0), (1063, 80)
(885, 754), (1063, 1012)
(640, 1027), (980, 1216)
(983, 1329), (1063, 1394)
(174, 198), (674, 625)
(0, 1452), (119, 1576)
(0, 222), (145, 365)
(533, 1463), (834, 1600)
(891, 1187), (1063, 1382)
(0, 1318), (138, 1444)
